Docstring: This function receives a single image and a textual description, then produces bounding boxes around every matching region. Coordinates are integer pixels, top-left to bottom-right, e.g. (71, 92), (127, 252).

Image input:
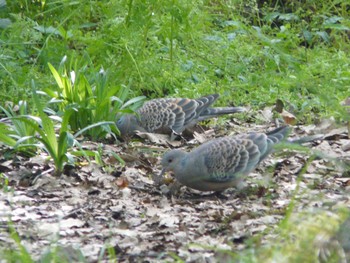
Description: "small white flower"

(99, 66), (105, 75)
(61, 55), (67, 64)
(70, 71), (76, 84)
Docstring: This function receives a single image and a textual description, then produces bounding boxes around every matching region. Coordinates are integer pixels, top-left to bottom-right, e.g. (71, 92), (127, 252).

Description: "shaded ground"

(0, 119), (350, 262)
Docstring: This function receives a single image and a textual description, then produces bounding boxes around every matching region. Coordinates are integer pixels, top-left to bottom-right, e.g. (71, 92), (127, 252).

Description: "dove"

(116, 94), (245, 138)
(160, 126), (290, 192)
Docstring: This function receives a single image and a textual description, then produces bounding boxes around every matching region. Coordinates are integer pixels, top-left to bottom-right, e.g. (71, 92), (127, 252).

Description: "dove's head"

(161, 149), (187, 175)
(116, 114), (139, 137)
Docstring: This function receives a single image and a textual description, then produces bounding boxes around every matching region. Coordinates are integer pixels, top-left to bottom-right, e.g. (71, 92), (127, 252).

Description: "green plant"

(9, 81), (114, 175)
(0, 122), (17, 148)
(10, 81), (74, 175)
(39, 245), (86, 263)
(0, 173), (10, 192)
(1, 220), (87, 263)
(0, 100), (37, 154)
(43, 56), (145, 140)
(1, 221), (34, 263)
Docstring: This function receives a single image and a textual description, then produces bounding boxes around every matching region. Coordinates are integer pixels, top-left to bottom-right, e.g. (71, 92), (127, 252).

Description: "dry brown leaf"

(315, 117), (337, 133)
(341, 143), (350, 152)
(323, 126), (348, 140)
(187, 129), (215, 145)
(60, 218), (85, 229)
(116, 176), (129, 188)
(257, 106), (274, 122)
(193, 131), (209, 144)
(135, 131), (182, 147)
(280, 109), (297, 125)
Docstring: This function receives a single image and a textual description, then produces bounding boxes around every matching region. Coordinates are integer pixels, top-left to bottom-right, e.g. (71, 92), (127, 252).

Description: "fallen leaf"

(323, 127), (348, 140)
(193, 131), (209, 144)
(280, 109), (297, 125)
(159, 214), (179, 228)
(315, 117), (337, 133)
(257, 106), (274, 122)
(116, 176), (129, 188)
(341, 142), (350, 152)
(135, 131), (182, 147)
(60, 218), (85, 229)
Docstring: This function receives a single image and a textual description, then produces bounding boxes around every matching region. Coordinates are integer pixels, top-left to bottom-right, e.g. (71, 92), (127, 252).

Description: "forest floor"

(1, 115), (350, 262)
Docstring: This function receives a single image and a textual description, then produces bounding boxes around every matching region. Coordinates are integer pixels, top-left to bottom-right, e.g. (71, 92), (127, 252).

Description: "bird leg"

(170, 129), (185, 141)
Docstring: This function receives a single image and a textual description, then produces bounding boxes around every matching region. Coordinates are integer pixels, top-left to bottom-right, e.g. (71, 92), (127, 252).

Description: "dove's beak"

(160, 168), (175, 177)
(153, 170), (166, 185)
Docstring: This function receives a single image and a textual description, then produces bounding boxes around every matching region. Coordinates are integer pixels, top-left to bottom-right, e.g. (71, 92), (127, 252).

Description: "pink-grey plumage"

(160, 126), (290, 192)
(116, 94), (245, 137)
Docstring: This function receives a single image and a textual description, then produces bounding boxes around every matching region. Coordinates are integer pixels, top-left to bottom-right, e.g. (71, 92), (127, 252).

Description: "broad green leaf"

(74, 121), (114, 138)
(31, 80), (58, 155)
(14, 136), (37, 148)
(48, 63), (64, 90)
(109, 152), (125, 166)
(120, 96), (146, 109)
(0, 123), (16, 147)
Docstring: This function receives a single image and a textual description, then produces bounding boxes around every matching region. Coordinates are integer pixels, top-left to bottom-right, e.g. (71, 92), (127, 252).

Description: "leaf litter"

(0, 117), (350, 262)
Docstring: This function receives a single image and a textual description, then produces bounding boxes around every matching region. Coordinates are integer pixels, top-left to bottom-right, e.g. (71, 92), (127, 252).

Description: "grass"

(0, 0), (349, 261)
(236, 209), (349, 263)
(0, 0), (348, 122)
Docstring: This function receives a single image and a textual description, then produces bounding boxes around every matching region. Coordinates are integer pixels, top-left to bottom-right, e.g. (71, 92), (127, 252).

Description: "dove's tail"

(267, 126), (291, 144)
(268, 126), (323, 146)
(199, 106), (246, 120)
(250, 126), (290, 161)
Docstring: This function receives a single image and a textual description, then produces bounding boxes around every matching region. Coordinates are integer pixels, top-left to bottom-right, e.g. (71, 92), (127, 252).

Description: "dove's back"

(172, 126), (290, 191)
